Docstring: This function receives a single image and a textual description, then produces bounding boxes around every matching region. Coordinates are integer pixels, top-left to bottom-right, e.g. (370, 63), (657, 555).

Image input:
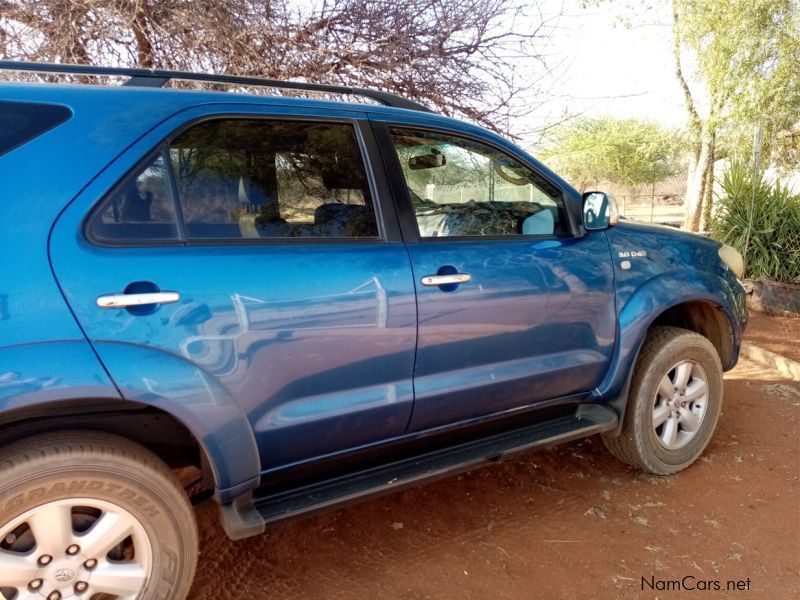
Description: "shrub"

(710, 162), (800, 283)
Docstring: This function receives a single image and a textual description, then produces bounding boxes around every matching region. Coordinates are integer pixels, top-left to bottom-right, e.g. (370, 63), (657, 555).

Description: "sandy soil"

(745, 312), (800, 363)
(190, 356), (800, 599)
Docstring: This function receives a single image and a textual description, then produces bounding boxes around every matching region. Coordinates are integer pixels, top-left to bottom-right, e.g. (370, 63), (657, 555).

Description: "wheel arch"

(598, 270), (742, 436)
(0, 338), (261, 507)
(0, 397), (215, 497)
(651, 300), (735, 370)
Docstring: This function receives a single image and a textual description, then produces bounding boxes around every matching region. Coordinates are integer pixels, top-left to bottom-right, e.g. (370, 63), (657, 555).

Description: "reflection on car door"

(51, 109), (417, 473)
(380, 123), (616, 431)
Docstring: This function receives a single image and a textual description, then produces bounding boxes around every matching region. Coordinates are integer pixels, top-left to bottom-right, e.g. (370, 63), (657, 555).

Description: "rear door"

(51, 105), (417, 472)
(374, 120), (616, 431)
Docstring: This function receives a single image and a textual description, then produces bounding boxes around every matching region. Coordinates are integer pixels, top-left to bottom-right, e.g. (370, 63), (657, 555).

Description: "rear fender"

(0, 340), (259, 501)
(0, 341), (120, 411)
(92, 341), (260, 499)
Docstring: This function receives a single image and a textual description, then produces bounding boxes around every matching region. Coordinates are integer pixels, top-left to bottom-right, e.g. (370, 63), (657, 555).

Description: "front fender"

(597, 269), (741, 403)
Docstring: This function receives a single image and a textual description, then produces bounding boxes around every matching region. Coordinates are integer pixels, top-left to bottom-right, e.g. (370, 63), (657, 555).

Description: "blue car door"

(373, 119), (616, 431)
(50, 104), (417, 474)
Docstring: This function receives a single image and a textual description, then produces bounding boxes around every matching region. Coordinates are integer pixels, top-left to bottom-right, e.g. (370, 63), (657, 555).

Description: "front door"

(51, 107), (417, 473)
(377, 122), (616, 431)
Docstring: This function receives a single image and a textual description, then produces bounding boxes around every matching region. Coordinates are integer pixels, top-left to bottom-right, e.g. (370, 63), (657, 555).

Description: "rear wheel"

(0, 431), (198, 600)
(602, 326), (723, 475)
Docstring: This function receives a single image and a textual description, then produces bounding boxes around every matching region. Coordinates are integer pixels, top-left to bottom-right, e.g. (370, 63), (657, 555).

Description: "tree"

(539, 116), (684, 190)
(0, 0), (558, 135)
(672, 0), (800, 231)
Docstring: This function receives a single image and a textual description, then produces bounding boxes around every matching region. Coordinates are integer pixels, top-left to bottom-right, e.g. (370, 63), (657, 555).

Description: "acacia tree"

(0, 0), (557, 134)
(540, 116), (684, 191)
(672, 0), (800, 231)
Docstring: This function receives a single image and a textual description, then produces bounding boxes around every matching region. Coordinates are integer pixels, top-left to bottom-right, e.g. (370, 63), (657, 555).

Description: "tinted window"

(170, 120), (378, 239)
(390, 128), (568, 238)
(91, 153), (180, 242)
(0, 101), (72, 158)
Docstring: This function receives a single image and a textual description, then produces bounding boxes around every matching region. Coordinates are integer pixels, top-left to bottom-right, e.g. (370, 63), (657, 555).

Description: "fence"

(616, 193), (684, 227)
(593, 174), (687, 227)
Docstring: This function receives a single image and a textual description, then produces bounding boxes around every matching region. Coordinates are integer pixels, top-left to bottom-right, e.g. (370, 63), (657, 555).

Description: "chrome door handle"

(420, 273), (471, 286)
(96, 291), (180, 308)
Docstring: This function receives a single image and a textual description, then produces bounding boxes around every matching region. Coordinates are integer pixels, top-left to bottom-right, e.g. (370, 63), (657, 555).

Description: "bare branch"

(671, 0), (700, 136)
(0, 0), (558, 133)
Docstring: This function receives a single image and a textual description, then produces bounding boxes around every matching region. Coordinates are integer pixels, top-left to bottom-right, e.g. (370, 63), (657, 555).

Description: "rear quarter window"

(0, 100), (72, 158)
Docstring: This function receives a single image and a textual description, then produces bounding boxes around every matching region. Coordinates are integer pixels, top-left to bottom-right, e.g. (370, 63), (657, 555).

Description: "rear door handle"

(420, 273), (471, 286)
(96, 291), (181, 308)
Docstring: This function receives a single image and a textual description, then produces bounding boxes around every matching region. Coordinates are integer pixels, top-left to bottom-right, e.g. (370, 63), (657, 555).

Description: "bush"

(710, 162), (800, 283)
(539, 116), (685, 190)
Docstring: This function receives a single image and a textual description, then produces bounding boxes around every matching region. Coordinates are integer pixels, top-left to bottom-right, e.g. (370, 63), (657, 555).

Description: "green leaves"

(540, 116), (685, 189)
(710, 161), (800, 283)
(673, 0), (800, 159)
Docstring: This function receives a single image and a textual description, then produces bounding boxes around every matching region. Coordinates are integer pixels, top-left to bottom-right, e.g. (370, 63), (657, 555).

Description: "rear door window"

(89, 118), (380, 244)
(170, 119), (378, 240)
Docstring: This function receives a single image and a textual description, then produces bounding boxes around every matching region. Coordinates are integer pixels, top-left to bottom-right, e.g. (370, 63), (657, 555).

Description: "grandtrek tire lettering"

(67, 479), (88, 493)
(162, 546), (180, 585)
(0, 431), (197, 599)
(4, 481), (161, 517)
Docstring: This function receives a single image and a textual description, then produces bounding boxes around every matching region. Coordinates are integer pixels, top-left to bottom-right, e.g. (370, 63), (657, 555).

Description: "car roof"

(0, 79), (580, 205)
(0, 79), (432, 119)
(1, 80), (534, 155)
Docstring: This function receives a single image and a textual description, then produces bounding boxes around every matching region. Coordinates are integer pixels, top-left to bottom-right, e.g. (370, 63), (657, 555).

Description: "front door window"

(389, 127), (569, 238)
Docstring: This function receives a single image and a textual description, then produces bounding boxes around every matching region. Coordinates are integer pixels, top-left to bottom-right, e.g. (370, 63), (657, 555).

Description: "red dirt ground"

(190, 343), (800, 599)
(745, 311), (800, 364)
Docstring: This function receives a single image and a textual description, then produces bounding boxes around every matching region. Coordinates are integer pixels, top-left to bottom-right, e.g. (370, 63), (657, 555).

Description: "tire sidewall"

(631, 333), (723, 473)
(0, 462), (194, 599)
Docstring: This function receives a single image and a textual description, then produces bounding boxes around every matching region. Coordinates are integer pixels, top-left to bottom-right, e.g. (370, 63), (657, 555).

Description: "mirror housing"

(409, 149), (446, 170)
(582, 191), (618, 231)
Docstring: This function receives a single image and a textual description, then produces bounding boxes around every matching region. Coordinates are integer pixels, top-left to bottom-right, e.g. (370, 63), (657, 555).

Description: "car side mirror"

(582, 191), (618, 231)
(409, 149), (446, 170)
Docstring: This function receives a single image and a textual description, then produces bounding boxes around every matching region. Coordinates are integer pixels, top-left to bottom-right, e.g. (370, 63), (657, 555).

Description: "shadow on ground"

(190, 358), (800, 599)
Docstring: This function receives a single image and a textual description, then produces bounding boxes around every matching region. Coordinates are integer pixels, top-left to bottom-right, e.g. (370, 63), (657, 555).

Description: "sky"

(289, 0), (689, 137)
(523, 1), (688, 137)
(2, 0), (690, 135)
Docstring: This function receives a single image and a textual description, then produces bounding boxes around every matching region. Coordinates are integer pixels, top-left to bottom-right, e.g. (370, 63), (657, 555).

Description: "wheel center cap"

(53, 568), (75, 583)
(39, 554), (86, 597)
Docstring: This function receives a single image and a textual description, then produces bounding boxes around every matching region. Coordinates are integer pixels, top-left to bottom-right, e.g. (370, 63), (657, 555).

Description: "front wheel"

(0, 431), (198, 600)
(602, 326), (724, 475)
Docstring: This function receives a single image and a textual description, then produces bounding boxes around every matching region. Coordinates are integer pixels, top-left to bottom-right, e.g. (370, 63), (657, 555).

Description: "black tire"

(602, 326), (723, 475)
(0, 430), (198, 600)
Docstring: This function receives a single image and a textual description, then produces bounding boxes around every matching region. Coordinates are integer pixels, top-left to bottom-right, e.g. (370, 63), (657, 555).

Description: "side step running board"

(220, 404), (617, 539)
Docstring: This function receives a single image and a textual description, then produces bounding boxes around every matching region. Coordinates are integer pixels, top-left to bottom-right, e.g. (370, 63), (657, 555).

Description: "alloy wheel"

(652, 359), (710, 450)
(0, 498), (152, 600)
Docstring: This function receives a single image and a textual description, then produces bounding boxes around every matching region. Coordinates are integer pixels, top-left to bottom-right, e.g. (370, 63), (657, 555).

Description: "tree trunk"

(683, 129), (714, 232)
(700, 130), (716, 231)
(132, 1), (154, 68)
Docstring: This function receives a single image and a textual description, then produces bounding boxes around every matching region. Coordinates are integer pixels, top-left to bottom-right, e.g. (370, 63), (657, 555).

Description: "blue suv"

(0, 61), (746, 599)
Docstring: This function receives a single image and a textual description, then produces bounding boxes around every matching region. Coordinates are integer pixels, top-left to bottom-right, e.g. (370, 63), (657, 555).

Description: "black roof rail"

(0, 60), (433, 113)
